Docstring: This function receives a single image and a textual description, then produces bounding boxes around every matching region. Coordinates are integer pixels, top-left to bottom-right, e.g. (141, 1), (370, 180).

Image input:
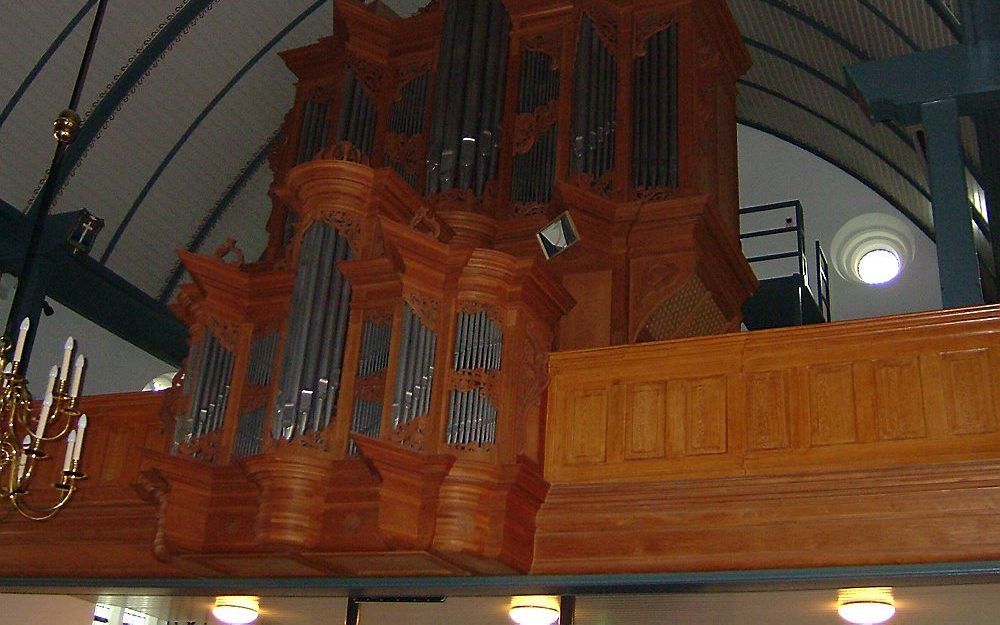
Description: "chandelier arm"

(10, 485), (75, 521)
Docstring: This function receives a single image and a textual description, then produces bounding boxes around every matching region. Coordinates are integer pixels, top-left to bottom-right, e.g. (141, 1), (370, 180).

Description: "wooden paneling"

(547, 306), (1000, 482)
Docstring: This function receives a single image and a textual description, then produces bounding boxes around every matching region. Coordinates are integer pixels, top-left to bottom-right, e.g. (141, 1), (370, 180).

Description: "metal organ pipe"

(571, 15), (617, 182)
(274, 222), (352, 441)
(336, 68), (378, 156)
(426, 0), (510, 196)
(632, 25), (678, 189)
(447, 309), (502, 447)
(391, 303), (438, 430)
(349, 316), (393, 454)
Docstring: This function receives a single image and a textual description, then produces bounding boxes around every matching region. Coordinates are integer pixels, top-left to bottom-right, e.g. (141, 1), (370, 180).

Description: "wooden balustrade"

(536, 305), (1000, 572)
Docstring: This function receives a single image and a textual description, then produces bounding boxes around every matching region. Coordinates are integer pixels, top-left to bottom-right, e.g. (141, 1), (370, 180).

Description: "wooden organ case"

(132, 0), (753, 577)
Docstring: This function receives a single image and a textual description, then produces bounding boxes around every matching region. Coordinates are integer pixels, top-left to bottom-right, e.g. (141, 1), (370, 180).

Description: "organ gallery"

(6, 0), (1000, 580)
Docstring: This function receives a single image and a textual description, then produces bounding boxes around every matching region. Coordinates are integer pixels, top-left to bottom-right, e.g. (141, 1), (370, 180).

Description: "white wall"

(0, 594), (94, 625)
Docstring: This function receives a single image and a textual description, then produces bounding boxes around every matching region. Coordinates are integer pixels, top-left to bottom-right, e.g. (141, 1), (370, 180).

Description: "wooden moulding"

(537, 304), (1000, 573)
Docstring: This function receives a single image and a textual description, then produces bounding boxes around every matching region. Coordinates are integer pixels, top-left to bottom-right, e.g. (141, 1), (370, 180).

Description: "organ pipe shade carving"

(426, 0), (510, 196)
(446, 308), (502, 447)
(274, 222), (352, 441)
(386, 70), (430, 189)
(175, 328), (235, 447)
(296, 99), (330, 164)
(571, 15), (617, 181)
(512, 50), (560, 206)
(233, 407), (266, 458)
(336, 68), (377, 156)
(246, 330), (278, 387)
(349, 316), (392, 454)
(392, 302), (438, 429)
(632, 25), (678, 189)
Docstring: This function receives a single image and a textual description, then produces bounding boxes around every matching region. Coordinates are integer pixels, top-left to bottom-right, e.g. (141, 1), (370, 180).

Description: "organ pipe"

(175, 328), (235, 447)
(391, 303), (438, 429)
(446, 308), (502, 447)
(336, 68), (378, 156)
(426, 0), (510, 197)
(386, 70), (430, 189)
(349, 316), (393, 454)
(274, 222), (352, 441)
(570, 15), (617, 182)
(632, 25), (678, 189)
(512, 50), (560, 206)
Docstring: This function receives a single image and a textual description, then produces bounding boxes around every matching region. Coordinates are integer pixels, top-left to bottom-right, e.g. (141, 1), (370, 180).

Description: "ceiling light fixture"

(856, 248), (901, 285)
(212, 596), (260, 625)
(837, 587), (895, 624)
(509, 596), (560, 625)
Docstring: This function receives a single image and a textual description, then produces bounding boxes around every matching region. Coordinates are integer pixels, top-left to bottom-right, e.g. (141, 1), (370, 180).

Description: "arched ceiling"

(0, 0), (969, 311)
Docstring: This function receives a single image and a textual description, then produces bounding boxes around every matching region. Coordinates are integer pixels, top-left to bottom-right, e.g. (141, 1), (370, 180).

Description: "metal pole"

(3, 0), (110, 369)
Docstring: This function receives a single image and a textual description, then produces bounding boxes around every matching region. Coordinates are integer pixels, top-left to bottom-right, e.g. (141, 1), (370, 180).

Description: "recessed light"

(857, 248), (900, 285)
(509, 596), (560, 625)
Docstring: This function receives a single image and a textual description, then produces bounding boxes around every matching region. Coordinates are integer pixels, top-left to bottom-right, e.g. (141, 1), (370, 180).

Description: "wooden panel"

(625, 382), (666, 460)
(665, 377), (727, 456)
(566, 387), (610, 465)
(941, 349), (998, 435)
(746, 371), (790, 451)
(874, 357), (926, 440)
(807, 363), (858, 446)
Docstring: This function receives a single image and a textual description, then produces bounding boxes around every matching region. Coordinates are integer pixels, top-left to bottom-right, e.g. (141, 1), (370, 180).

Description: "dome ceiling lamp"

(212, 596), (260, 625)
(837, 587), (896, 624)
(509, 596), (561, 625)
(0, 0), (109, 520)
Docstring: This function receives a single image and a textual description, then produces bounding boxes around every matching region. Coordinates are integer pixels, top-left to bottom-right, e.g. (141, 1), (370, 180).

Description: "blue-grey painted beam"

(922, 97), (983, 307)
(0, 0), (98, 130)
(23, 0), (216, 218)
(846, 42), (1000, 125)
(0, 560), (999, 595)
(0, 200), (186, 365)
(959, 0), (1000, 43)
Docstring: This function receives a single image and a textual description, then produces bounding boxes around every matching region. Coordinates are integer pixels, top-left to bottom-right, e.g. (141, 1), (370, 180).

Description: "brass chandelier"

(0, 321), (88, 520)
(0, 0), (108, 519)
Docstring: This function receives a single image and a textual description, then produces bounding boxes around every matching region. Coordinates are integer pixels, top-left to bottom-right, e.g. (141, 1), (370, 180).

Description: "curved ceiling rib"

(23, 0), (216, 218)
(852, 0), (921, 51)
(158, 131), (279, 303)
(0, 0), (98, 130)
(925, 0), (964, 40)
(99, 0), (331, 266)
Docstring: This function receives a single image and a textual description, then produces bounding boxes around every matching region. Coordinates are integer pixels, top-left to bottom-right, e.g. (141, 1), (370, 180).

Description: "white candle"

(62, 431), (77, 473)
(69, 355), (85, 398)
(35, 394), (52, 440)
(12, 318), (29, 363)
(2, 363), (10, 375)
(59, 337), (74, 382)
(45, 365), (58, 398)
(72, 414), (88, 462)
(16, 435), (29, 482)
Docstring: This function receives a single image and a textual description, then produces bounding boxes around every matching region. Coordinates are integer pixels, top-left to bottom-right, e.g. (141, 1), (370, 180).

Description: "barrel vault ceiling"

(0, 0), (967, 310)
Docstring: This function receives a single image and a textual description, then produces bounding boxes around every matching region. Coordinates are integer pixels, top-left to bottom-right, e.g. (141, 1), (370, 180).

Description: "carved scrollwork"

(393, 61), (431, 100)
(449, 369), (501, 402)
(133, 469), (174, 562)
(205, 316), (242, 353)
(513, 101), (558, 155)
(274, 429), (331, 452)
(635, 186), (676, 203)
(570, 169), (614, 197)
(346, 55), (384, 99)
(583, 1), (620, 52)
(356, 370), (387, 403)
(174, 430), (221, 465)
(308, 82), (338, 104)
(387, 413), (427, 451)
(512, 202), (549, 218)
(364, 308), (394, 326)
(384, 132), (427, 174)
(405, 289), (439, 329)
(633, 13), (677, 57)
(511, 323), (549, 420)
(408, 203), (443, 240)
(427, 180), (496, 214)
(214, 238), (245, 267)
(524, 31), (562, 68)
(316, 140), (370, 165)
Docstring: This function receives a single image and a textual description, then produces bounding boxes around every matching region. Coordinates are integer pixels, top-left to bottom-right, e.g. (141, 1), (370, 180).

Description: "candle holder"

(0, 322), (88, 521)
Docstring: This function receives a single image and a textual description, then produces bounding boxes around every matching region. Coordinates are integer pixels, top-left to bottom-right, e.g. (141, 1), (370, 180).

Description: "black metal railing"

(815, 240), (831, 322)
(739, 200), (807, 279)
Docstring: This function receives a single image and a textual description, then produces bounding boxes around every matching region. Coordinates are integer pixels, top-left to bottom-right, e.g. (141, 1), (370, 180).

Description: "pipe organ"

(156, 0), (753, 575)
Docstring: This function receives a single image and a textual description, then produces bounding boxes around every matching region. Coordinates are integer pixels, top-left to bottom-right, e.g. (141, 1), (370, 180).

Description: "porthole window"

(857, 248), (901, 285)
(831, 213), (914, 287)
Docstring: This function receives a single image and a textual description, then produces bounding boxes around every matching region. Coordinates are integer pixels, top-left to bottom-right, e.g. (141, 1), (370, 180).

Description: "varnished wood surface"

(535, 305), (1000, 572)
